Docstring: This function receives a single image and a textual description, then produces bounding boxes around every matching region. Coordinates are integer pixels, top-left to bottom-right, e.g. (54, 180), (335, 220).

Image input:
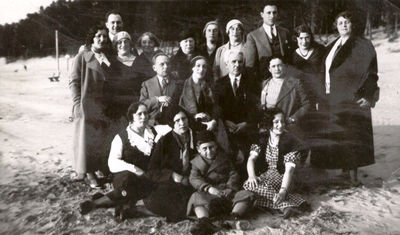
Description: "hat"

(114, 31), (131, 42)
(202, 20), (219, 35)
(178, 29), (196, 42)
(225, 19), (243, 34)
(196, 130), (216, 145)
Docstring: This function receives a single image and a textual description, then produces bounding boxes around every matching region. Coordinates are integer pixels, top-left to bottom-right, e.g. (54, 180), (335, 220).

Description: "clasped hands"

(208, 186), (232, 198)
(225, 120), (248, 134)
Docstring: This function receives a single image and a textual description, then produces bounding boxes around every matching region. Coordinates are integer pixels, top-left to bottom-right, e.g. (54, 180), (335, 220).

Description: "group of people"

(69, 1), (379, 233)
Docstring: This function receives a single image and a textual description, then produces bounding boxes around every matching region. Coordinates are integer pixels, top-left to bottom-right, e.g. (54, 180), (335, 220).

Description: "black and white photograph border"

(0, 0), (400, 234)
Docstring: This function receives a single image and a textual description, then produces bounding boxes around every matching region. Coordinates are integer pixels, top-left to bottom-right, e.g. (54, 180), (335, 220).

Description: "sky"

(0, 0), (55, 25)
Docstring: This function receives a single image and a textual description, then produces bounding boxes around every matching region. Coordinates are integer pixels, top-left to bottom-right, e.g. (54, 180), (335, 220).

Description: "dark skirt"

(309, 101), (375, 169)
(143, 181), (194, 222)
(107, 171), (154, 204)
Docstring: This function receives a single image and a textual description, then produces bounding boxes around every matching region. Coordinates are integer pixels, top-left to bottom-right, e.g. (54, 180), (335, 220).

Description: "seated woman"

(143, 105), (196, 222)
(132, 32), (162, 80)
(188, 130), (254, 234)
(79, 102), (159, 216)
(243, 108), (309, 218)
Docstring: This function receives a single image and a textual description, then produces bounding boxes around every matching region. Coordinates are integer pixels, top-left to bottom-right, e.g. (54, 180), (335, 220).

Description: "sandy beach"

(0, 30), (399, 234)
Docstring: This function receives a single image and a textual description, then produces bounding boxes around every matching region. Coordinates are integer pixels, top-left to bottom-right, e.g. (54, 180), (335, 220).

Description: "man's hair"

(224, 49), (244, 65)
(152, 52), (169, 65)
(105, 9), (122, 22)
(262, 0), (279, 11)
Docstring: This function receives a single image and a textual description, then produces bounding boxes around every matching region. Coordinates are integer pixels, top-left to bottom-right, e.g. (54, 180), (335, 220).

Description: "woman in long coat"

(69, 24), (121, 187)
(311, 11), (379, 185)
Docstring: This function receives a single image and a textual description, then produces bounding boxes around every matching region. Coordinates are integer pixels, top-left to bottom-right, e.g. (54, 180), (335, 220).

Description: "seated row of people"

(79, 102), (309, 233)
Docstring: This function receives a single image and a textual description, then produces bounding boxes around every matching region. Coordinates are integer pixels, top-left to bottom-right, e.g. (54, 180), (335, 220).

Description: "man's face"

(197, 141), (218, 160)
(106, 14), (123, 35)
(261, 5), (278, 26)
(153, 55), (170, 77)
(268, 58), (285, 78)
(226, 53), (244, 76)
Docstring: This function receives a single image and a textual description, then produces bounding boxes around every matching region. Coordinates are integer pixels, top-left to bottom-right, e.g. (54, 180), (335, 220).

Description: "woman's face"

(92, 29), (108, 51)
(297, 32), (311, 50)
(141, 35), (156, 54)
(268, 58), (285, 78)
(117, 38), (131, 55)
(132, 105), (148, 127)
(228, 24), (243, 42)
(336, 16), (352, 37)
(271, 113), (285, 135)
(180, 38), (195, 55)
(205, 24), (219, 43)
(173, 111), (189, 135)
(192, 59), (207, 79)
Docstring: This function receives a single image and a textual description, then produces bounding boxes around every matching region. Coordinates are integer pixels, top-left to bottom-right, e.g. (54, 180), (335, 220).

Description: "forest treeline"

(0, 0), (398, 60)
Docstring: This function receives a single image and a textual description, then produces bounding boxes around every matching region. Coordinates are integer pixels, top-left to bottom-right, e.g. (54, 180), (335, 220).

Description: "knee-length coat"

(311, 36), (379, 169)
(69, 50), (125, 174)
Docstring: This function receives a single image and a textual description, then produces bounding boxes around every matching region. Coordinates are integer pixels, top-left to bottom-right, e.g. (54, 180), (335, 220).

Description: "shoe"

(86, 173), (100, 189)
(70, 173), (85, 182)
(190, 217), (219, 235)
(91, 192), (104, 201)
(79, 200), (94, 215)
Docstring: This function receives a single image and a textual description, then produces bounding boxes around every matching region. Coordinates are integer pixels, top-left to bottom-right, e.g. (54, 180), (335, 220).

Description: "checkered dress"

(243, 143), (305, 209)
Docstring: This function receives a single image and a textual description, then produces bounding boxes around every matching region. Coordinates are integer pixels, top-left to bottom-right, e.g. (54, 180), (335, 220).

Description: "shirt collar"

(157, 75), (169, 85)
(91, 48), (110, 67)
(263, 23), (276, 38)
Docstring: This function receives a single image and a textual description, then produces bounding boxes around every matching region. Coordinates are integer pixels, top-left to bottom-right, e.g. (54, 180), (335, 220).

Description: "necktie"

(161, 78), (168, 94)
(233, 78), (238, 96)
(270, 26), (277, 39)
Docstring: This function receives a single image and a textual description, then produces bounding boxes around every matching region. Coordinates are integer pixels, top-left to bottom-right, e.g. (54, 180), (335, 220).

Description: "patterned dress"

(243, 143), (305, 209)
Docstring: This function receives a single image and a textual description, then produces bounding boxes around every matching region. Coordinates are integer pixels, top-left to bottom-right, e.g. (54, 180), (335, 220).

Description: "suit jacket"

(189, 152), (240, 192)
(244, 25), (291, 82)
(213, 74), (257, 124)
(261, 76), (311, 122)
(139, 75), (182, 125)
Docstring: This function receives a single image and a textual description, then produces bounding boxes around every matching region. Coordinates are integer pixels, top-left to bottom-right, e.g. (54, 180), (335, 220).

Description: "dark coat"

(146, 131), (196, 183)
(189, 152), (240, 192)
(244, 25), (292, 82)
(261, 76), (311, 123)
(69, 50), (125, 174)
(213, 74), (258, 124)
(170, 48), (199, 82)
(311, 36), (378, 169)
(131, 53), (156, 81)
(139, 75), (182, 125)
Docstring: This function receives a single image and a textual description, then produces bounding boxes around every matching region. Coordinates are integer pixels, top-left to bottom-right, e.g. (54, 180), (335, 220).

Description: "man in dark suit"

(139, 52), (182, 125)
(213, 50), (257, 178)
(244, 1), (292, 84)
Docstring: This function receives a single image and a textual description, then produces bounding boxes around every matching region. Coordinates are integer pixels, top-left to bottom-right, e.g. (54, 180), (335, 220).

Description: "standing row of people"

(70, 0), (379, 230)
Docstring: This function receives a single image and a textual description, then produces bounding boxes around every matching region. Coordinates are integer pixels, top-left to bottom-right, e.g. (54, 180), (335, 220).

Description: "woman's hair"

(333, 11), (354, 32)
(190, 55), (208, 68)
(293, 24), (315, 46)
(260, 107), (285, 130)
(85, 23), (109, 47)
(136, 32), (161, 48)
(164, 105), (190, 128)
(126, 101), (148, 122)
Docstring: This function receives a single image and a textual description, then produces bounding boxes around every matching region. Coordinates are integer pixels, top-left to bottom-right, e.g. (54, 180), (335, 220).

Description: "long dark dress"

(132, 52), (157, 81)
(144, 131), (196, 222)
(105, 58), (144, 118)
(310, 36), (378, 169)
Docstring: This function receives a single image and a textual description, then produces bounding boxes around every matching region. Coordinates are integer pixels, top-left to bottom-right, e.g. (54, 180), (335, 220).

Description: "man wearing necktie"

(213, 50), (258, 181)
(140, 53), (182, 125)
(244, 1), (292, 87)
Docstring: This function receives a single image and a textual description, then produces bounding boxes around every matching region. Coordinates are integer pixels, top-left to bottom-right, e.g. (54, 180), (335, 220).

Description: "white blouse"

(108, 126), (159, 174)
